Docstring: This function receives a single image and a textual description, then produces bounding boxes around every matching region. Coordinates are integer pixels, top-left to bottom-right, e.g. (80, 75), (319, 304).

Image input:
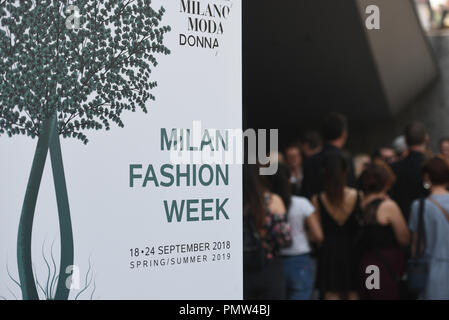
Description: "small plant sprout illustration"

(0, 0), (171, 300)
(3, 241), (96, 300)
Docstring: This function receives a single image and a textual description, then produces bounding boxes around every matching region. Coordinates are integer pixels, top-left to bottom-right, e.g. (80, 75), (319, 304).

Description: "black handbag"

(407, 198), (429, 294)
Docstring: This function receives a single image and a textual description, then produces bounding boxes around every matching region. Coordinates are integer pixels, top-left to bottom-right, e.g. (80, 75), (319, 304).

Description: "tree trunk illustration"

(50, 126), (74, 300)
(17, 114), (57, 300)
(2, 0), (171, 300)
(17, 113), (74, 300)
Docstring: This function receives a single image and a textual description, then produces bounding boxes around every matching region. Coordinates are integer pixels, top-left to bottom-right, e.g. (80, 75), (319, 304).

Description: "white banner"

(0, 0), (242, 300)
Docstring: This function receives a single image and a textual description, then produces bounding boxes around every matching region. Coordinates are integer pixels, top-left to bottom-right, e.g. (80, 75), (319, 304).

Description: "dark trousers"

(244, 258), (286, 300)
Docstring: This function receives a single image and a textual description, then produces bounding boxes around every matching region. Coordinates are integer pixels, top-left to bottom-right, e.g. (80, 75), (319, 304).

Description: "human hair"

(322, 153), (347, 208)
(265, 162), (292, 210)
(439, 137), (449, 148)
(284, 142), (300, 153)
(360, 160), (396, 195)
(322, 112), (347, 142)
(243, 164), (267, 232)
(301, 131), (323, 150)
(371, 146), (390, 160)
(422, 156), (449, 186)
(405, 121), (428, 147)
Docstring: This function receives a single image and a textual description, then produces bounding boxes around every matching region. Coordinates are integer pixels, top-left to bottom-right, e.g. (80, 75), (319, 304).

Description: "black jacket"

(389, 151), (428, 221)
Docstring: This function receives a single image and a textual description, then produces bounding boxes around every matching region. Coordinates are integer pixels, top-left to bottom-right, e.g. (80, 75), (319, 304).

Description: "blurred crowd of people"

(416, 0), (449, 30)
(243, 112), (449, 300)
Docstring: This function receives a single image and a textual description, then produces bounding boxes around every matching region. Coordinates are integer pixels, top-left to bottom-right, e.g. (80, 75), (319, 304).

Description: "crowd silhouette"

(243, 113), (449, 300)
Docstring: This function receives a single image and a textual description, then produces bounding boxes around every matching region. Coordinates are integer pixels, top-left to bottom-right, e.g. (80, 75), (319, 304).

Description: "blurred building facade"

(244, 0), (442, 152)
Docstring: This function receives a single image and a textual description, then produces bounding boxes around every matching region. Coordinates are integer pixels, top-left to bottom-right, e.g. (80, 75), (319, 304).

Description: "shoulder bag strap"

(416, 197), (426, 257)
(428, 197), (449, 224)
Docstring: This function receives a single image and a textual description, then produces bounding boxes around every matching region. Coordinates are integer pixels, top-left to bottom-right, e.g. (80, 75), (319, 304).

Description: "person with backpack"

(409, 156), (449, 300)
(243, 164), (292, 300)
(265, 163), (323, 300)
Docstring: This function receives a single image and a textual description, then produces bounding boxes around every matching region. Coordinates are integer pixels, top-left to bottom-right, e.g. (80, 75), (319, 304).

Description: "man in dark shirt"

(389, 121), (430, 221)
(300, 130), (323, 159)
(301, 113), (356, 200)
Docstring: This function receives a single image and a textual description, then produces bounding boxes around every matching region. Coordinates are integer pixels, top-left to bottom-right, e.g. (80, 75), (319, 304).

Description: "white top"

(281, 196), (315, 256)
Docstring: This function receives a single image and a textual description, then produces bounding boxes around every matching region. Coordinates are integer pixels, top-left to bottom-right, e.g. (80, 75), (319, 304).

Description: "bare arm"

(268, 193), (287, 216)
(309, 195), (324, 243)
(382, 200), (410, 246)
(266, 193), (292, 249)
(306, 212), (324, 244)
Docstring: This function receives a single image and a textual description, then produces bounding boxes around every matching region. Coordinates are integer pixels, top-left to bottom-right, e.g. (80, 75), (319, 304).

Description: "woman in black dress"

(312, 153), (362, 300)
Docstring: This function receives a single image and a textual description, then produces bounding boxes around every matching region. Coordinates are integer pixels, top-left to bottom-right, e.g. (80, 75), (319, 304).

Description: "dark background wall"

(243, 0), (441, 154)
(243, 0), (388, 148)
(348, 35), (449, 154)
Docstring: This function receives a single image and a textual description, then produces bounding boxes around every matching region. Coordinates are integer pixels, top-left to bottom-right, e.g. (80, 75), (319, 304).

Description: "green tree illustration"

(0, 0), (170, 300)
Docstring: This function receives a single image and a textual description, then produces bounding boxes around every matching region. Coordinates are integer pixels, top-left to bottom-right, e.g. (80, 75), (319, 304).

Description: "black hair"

(265, 162), (292, 210)
(371, 146), (393, 160)
(243, 164), (267, 231)
(322, 153), (347, 208)
(405, 121), (428, 147)
(423, 156), (449, 186)
(360, 162), (396, 195)
(284, 142), (300, 152)
(301, 130), (323, 150)
(439, 137), (449, 147)
(322, 112), (347, 142)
